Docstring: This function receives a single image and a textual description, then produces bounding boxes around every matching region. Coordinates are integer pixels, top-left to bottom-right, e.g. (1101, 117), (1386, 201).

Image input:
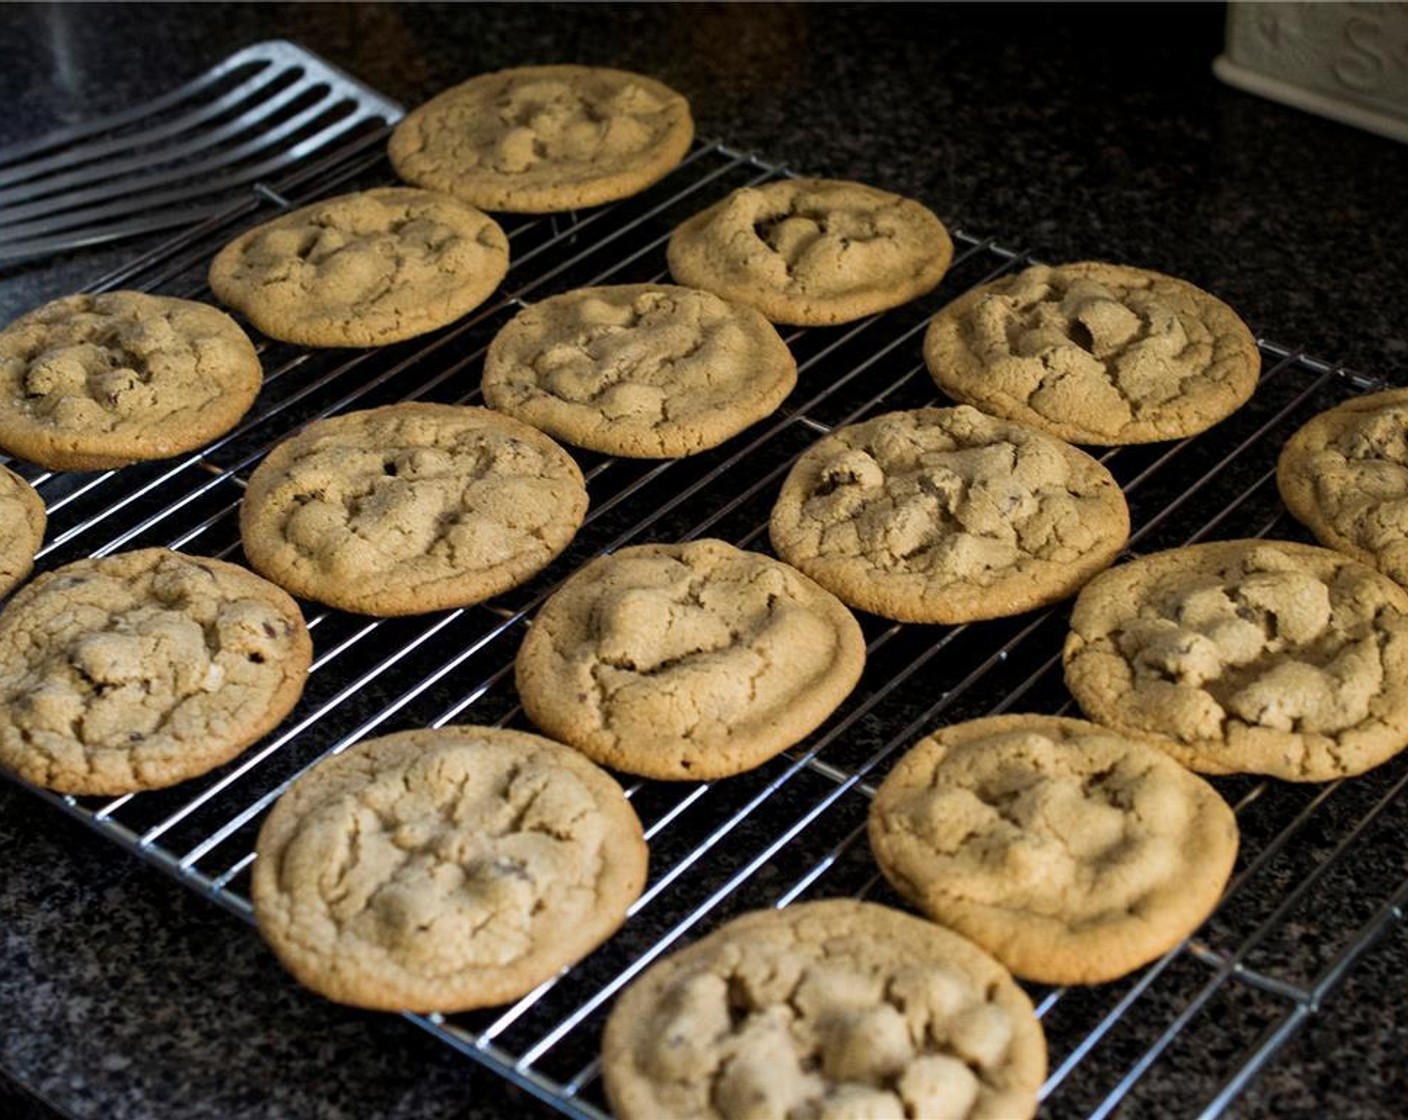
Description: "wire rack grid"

(3, 107), (1406, 1120)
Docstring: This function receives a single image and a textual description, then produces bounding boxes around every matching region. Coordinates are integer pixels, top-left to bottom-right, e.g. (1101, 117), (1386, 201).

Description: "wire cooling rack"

(4, 84), (1407, 1120)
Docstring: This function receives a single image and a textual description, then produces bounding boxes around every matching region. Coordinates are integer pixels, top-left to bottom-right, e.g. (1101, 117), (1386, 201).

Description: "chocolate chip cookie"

(252, 725), (648, 1012)
(208, 188), (509, 347)
(602, 899), (1046, 1120)
(389, 65), (693, 213)
(0, 549), (311, 795)
(667, 178), (954, 326)
(239, 403), (588, 616)
(870, 714), (1239, 985)
(515, 539), (865, 780)
(769, 406), (1130, 623)
(924, 261), (1260, 445)
(1064, 539), (1408, 781)
(483, 284), (797, 458)
(0, 466), (45, 599)
(1277, 387), (1408, 588)
(0, 291), (262, 470)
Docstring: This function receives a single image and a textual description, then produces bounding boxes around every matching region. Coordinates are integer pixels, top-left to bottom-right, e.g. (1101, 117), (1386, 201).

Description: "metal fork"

(0, 39), (403, 268)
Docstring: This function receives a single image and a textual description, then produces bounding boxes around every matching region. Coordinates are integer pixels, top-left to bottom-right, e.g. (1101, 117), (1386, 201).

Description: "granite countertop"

(2, 4), (1407, 1118)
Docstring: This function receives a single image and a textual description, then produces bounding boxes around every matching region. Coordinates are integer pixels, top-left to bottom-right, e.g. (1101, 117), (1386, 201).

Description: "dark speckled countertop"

(2, 4), (1407, 1118)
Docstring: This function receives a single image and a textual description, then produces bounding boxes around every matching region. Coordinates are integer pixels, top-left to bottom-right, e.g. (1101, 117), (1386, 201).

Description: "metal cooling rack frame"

(2, 81), (1405, 1120)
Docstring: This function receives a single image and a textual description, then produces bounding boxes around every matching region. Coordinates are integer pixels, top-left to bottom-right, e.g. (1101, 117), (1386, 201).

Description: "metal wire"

(5, 113), (1406, 1120)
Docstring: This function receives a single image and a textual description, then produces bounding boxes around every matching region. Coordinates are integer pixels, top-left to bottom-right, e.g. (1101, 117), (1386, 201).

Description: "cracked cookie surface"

(769, 406), (1130, 623)
(602, 898), (1046, 1120)
(1064, 539), (1408, 781)
(0, 291), (262, 470)
(388, 65), (693, 213)
(924, 261), (1260, 445)
(869, 714), (1238, 985)
(0, 466), (45, 600)
(515, 539), (865, 780)
(240, 402), (588, 616)
(0, 548), (311, 795)
(252, 725), (648, 1012)
(1277, 388), (1408, 589)
(667, 178), (953, 326)
(483, 284), (797, 458)
(208, 188), (508, 347)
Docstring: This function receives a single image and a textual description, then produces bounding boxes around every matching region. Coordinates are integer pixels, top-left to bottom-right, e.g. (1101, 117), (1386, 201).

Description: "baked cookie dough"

(239, 403), (588, 617)
(0, 291), (262, 470)
(869, 714), (1239, 986)
(252, 725), (648, 1012)
(667, 178), (954, 326)
(0, 548), (311, 796)
(924, 261), (1260, 445)
(388, 65), (693, 213)
(0, 466), (45, 599)
(602, 899), (1046, 1120)
(769, 406), (1130, 623)
(1277, 387), (1408, 588)
(208, 187), (508, 347)
(482, 284), (798, 458)
(515, 539), (865, 780)
(1064, 539), (1408, 781)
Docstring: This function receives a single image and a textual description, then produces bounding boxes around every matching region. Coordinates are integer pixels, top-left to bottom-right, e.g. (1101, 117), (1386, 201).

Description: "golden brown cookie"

(515, 539), (865, 780)
(0, 291), (262, 470)
(239, 403), (588, 617)
(388, 65), (693, 213)
(1064, 539), (1408, 781)
(208, 188), (508, 347)
(602, 899), (1046, 1120)
(1277, 387), (1408, 588)
(667, 178), (954, 326)
(482, 284), (797, 458)
(869, 714), (1239, 986)
(769, 406), (1130, 623)
(0, 466), (45, 599)
(924, 261), (1260, 445)
(0, 549), (311, 796)
(252, 725), (648, 1012)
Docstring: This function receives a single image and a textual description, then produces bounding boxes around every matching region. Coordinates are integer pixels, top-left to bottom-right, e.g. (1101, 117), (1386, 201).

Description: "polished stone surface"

(2, 3), (1407, 1117)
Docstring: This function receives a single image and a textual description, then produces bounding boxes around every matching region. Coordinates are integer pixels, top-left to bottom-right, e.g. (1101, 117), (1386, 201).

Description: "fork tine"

(0, 210), (224, 266)
(0, 40), (402, 265)
(0, 90), (362, 223)
(0, 110), (377, 250)
(0, 42), (279, 168)
(0, 64), (301, 196)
